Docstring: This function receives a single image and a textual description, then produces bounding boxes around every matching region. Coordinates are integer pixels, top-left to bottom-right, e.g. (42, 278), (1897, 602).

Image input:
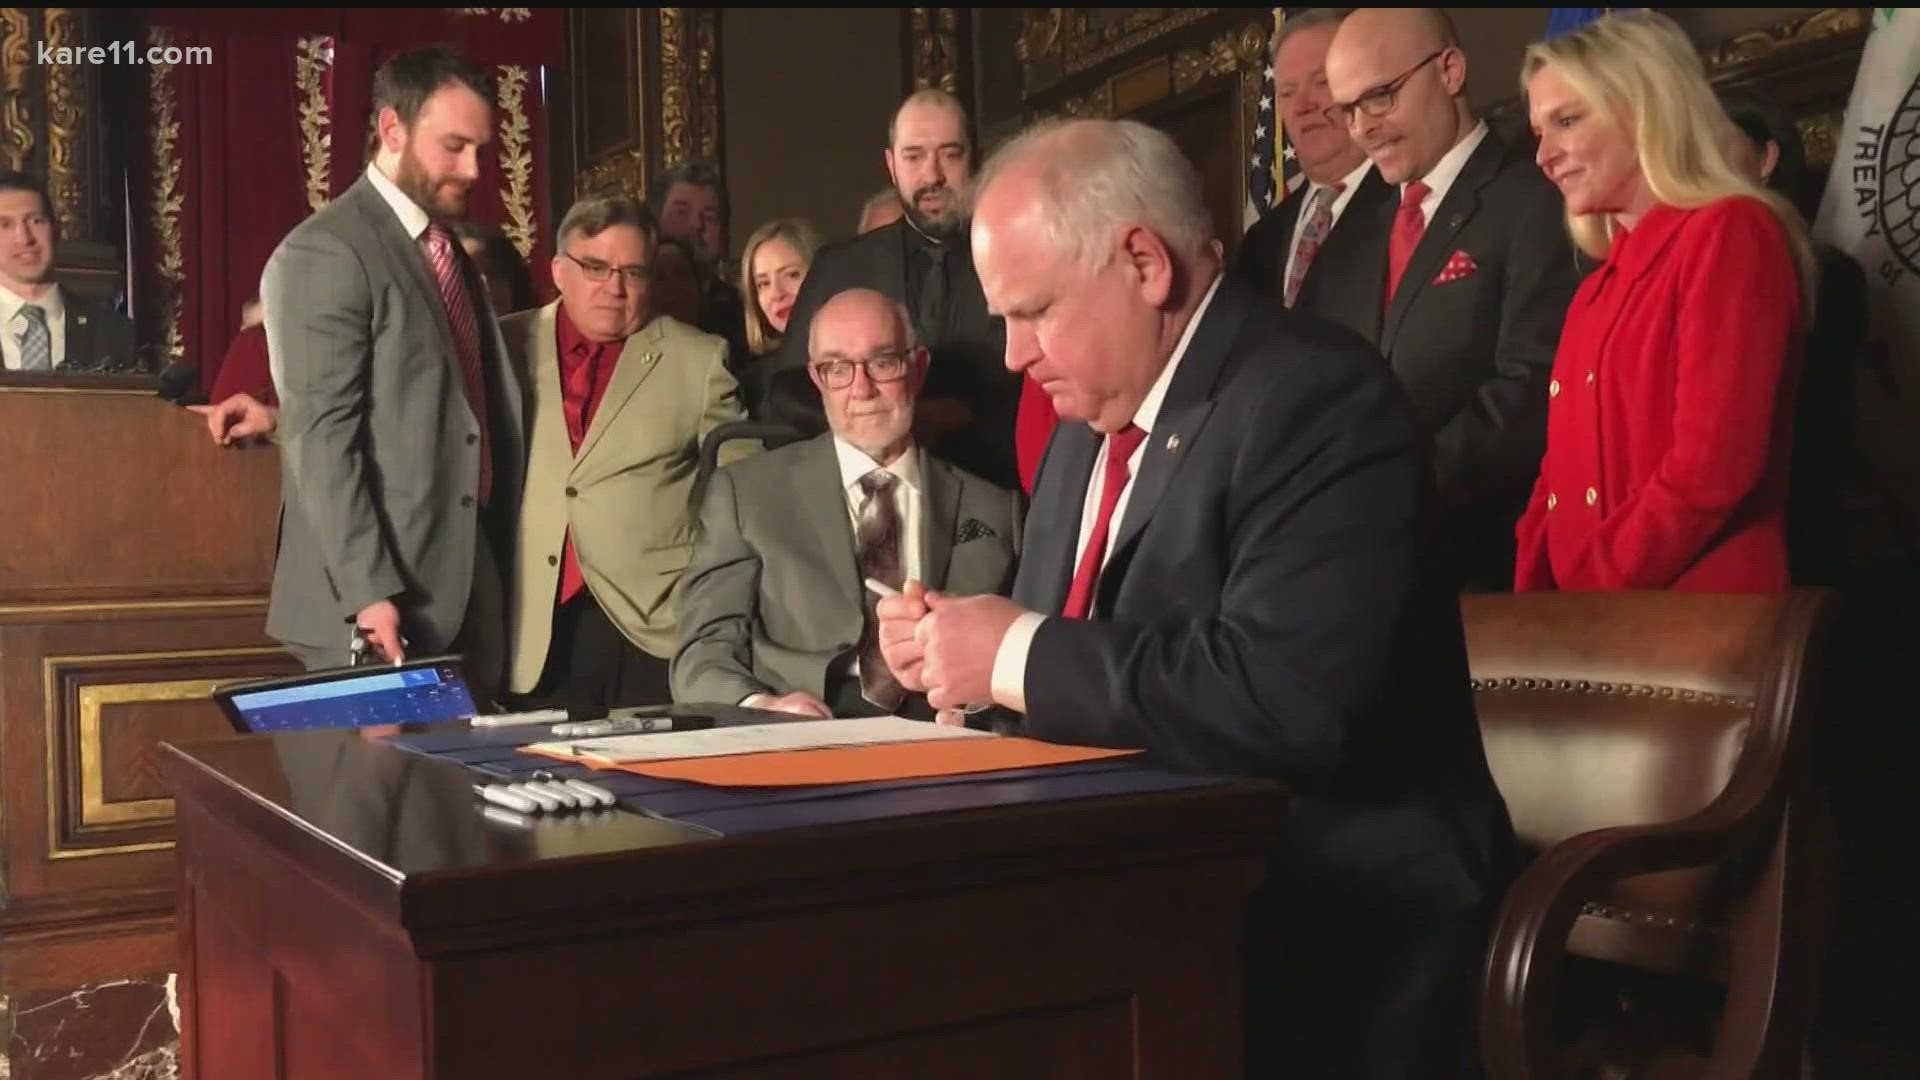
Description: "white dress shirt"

(0, 281), (66, 371)
(365, 161), (430, 241)
(1281, 156), (1376, 293)
(988, 273), (1224, 713)
(741, 438), (923, 709)
(1407, 120), (1489, 223)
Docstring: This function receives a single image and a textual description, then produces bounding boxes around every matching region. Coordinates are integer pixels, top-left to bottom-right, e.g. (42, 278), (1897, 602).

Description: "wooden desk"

(163, 731), (1283, 1079)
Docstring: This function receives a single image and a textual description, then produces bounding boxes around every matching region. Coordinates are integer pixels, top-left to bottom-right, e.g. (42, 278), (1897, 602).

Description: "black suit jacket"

(54, 293), (138, 373)
(1307, 132), (1582, 591)
(753, 219), (1018, 490)
(1013, 276), (1516, 1075)
(1232, 165), (1397, 318)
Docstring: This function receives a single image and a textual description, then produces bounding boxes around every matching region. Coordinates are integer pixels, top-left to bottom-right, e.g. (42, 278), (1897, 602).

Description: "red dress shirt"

(554, 304), (624, 603)
(1514, 198), (1803, 592)
(208, 324), (275, 405)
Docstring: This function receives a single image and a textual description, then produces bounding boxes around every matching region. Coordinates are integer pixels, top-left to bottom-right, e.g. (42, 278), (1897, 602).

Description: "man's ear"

(1118, 225), (1175, 308)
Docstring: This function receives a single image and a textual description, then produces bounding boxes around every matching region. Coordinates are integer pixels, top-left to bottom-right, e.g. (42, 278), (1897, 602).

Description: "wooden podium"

(0, 376), (298, 993)
(162, 730), (1284, 1079)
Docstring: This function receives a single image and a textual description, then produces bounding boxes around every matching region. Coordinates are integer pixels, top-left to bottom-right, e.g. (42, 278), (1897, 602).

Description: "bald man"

(1234, 8), (1396, 315)
(673, 288), (1021, 718)
(756, 90), (1021, 492)
(1319, 7), (1581, 593)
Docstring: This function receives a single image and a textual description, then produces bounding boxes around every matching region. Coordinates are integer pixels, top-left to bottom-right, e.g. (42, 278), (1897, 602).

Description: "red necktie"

(1061, 424), (1147, 620)
(424, 223), (492, 506)
(1385, 179), (1431, 306)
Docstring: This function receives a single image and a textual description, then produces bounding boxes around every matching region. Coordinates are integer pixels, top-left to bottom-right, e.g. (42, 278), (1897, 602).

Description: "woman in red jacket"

(1513, 11), (1814, 593)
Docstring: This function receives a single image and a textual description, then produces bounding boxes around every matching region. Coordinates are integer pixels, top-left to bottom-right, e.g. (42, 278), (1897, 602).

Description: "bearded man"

(754, 89), (1020, 492)
(260, 45), (525, 706)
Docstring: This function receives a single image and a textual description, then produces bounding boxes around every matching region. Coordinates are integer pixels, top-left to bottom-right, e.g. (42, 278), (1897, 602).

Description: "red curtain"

(132, 8), (566, 394)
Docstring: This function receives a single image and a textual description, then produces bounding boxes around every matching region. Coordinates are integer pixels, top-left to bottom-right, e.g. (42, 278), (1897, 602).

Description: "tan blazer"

(503, 302), (755, 693)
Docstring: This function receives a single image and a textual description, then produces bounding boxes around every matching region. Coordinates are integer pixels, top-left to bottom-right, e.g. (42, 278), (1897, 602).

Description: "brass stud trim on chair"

(1470, 679), (1754, 710)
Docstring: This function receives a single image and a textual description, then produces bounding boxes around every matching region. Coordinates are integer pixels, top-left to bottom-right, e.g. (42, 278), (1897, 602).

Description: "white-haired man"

(875, 118), (1516, 1079)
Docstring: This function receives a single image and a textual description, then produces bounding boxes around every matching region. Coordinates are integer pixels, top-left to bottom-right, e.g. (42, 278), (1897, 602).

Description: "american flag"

(1246, 8), (1306, 228)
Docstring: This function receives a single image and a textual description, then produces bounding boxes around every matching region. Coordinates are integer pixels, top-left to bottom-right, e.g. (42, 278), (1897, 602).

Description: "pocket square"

(1433, 249), (1478, 285)
(956, 518), (999, 544)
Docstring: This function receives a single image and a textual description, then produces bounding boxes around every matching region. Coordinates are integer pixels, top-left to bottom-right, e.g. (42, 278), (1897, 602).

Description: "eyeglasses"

(1322, 50), (1445, 128)
(811, 350), (914, 389)
(561, 251), (648, 287)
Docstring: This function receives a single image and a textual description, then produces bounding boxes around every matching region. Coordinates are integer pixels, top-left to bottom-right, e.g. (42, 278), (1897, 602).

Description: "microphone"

(155, 362), (204, 405)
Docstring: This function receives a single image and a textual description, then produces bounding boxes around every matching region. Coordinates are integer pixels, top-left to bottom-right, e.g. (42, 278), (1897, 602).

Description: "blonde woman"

(1514, 11), (1814, 592)
(736, 218), (821, 414)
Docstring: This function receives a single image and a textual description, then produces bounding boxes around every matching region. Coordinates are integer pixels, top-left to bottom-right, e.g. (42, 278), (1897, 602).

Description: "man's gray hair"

(555, 193), (656, 252)
(1272, 8), (1354, 56)
(974, 117), (1214, 272)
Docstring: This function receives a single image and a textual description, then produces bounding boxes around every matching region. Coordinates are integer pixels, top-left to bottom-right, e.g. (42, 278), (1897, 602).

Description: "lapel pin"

(76, 315), (87, 325)
(1449, 212), (1464, 229)
(1166, 433), (1181, 452)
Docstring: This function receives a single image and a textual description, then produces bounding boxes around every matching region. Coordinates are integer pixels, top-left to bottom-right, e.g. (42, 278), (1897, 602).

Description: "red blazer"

(1014, 375), (1058, 495)
(208, 324), (276, 406)
(1515, 198), (1803, 593)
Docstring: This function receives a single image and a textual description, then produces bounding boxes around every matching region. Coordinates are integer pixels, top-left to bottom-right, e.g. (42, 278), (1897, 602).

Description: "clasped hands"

(875, 581), (1025, 720)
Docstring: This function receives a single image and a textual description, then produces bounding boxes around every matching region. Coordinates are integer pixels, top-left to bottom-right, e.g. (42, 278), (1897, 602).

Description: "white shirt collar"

(0, 280), (63, 326)
(1408, 119), (1489, 209)
(833, 436), (923, 497)
(365, 161), (431, 241)
(1322, 155), (1374, 198)
(1131, 272), (1223, 436)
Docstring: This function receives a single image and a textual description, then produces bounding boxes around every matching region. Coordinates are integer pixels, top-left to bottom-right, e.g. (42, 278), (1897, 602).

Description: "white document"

(527, 715), (992, 765)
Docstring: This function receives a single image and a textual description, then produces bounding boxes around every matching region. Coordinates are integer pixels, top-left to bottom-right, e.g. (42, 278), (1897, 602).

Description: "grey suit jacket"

(262, 175), (525, 655)
(671, 434), (1022, 706)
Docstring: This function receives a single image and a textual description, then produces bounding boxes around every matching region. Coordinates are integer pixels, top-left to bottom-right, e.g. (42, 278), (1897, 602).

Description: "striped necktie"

(17, 303), (51, 371)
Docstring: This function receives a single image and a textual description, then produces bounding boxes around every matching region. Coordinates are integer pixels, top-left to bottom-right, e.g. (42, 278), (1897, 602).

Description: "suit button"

(1585, 487), (1598, 507)
(1548, 378), (1560, 398)
(1585, 370), (1595, 387)
(548, 554), (559, 566)
(467, 433), (479, 445)
(1547, 493), (1557, 511)
(565, 486), (578, 497)
(461, 495), (475, 508)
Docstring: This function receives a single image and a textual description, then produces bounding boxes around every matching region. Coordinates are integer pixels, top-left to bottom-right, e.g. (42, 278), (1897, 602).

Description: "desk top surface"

(161, 725), (1284, 943)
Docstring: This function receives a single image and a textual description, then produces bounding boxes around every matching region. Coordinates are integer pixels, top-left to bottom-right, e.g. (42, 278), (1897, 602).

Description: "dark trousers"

(512, 590), (671, 717)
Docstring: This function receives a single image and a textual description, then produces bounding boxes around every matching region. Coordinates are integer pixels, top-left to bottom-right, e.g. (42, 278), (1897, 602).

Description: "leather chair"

(690, 419), (807, 513)
(1465, 590), (1836, 1079)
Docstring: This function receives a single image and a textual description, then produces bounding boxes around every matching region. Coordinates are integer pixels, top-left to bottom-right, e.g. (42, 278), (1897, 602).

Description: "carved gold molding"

(578, 148), (646, 200)
(1172, 23), (1267, 96)
(451, 7), (531, 23)
(658, 8), (691, 167)
(495, 64), (535, 260)
(43, 8), (85, 238)
(145, 27), (185, 368)
(0, 8), (33, 171)
(1700, 6), (1868, 73)
(657, 7), (721, 167)
(1018, 7), (1219, 96)
(43, 646), (289, 861)
(295, 36), (333, 214)
(909, 8), (963, 95)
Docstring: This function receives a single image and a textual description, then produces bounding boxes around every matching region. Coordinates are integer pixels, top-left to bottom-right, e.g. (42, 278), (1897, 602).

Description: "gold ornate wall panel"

(906, 7), (971, 103)
(0, 8), (118, 269)
(569, 7), (724, 204)
(1699, 6), (1870, 172)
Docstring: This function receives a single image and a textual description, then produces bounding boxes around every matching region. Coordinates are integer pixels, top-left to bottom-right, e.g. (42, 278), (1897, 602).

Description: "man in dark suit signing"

(756, 90), (1018, 491)
(876, 118), (1515, 1079)
(263, 47), (524, 704)
(1316, 7), (1581, 591)
(0, 171), (136, 373)
(1233, 8), (1394, 315)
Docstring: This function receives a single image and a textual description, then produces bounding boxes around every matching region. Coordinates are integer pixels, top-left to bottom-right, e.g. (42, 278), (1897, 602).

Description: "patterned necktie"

(916, 244), (948, 342)
(1385, 179), (1431, 306)
(855, 469), (907, 710)
(424, 223), (492, 505)
(1062, 424), (1147, 620)
(1284, 183), (1343, 309)
(17, 303), (50, 371)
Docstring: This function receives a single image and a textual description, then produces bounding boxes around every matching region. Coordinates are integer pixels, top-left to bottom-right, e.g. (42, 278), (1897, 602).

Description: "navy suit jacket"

(1012, 278), (1515, 1058)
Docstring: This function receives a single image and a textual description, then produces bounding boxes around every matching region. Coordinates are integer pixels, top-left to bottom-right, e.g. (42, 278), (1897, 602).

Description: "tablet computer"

(212, 656), (478, 734)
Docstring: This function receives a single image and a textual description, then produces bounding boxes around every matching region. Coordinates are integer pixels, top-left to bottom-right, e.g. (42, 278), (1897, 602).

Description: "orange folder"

(525, 736), (1139, 788)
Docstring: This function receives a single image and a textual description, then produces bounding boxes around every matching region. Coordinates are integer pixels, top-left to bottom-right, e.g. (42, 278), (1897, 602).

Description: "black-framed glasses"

(561, 251), (648, 287)
(811, 349), (914, 389)
(1322, 50), (1445, 128)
